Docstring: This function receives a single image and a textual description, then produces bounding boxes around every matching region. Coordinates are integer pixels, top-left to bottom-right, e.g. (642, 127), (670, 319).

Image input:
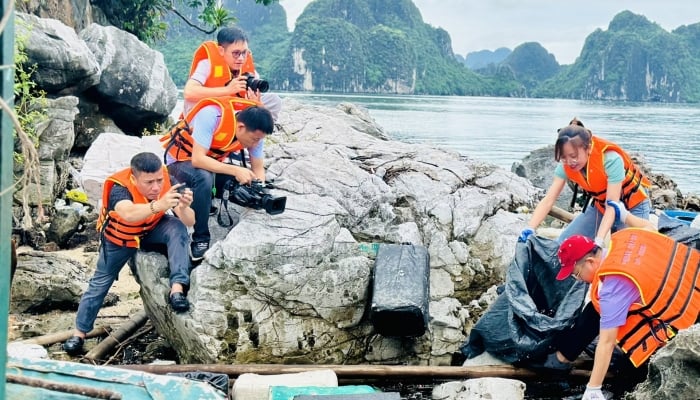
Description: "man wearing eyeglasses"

(183, 26), (282, 120)
(533, 201), (699, 400)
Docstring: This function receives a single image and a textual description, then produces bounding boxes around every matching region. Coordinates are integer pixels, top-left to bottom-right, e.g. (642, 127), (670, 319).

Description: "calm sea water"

(279, 93), (700, 195)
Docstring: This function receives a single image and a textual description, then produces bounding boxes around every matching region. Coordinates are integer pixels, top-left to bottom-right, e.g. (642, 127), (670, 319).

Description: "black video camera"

(242, 72), (269, 93)
(225, 179), (286, 215)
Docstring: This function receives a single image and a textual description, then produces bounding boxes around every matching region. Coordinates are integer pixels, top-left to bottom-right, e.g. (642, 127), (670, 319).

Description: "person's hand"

(174, 184), (193, 208)
(226, 76), (248, 96)
(594, 237), (605, 248)
(518, 227), (534, 243)
(582, 385), (605, 400)
(246, 87), (262, 102)
(606, 200), (629, 223)
(232, 166), (257, 185)
(154, 183), (185, 211)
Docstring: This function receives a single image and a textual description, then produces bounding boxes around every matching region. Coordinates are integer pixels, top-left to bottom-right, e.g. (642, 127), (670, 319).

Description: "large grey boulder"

(16, 0), (109, 32)
(36, 96), (80, 162)
(16, 12), (100, 95)
(79, 132), (165, 208)
(10, 250), (92, 313)
(126, 99), (540, 364)
(511, 145), (573, 211)
(79, 23), (178, 134)
(626, 324), (700, 400)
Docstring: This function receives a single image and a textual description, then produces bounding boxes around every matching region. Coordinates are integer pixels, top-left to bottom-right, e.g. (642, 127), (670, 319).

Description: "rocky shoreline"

(7, 9), (700, 400)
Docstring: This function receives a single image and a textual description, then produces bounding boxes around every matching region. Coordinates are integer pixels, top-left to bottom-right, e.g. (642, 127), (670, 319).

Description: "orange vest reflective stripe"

(590, 229), (700, 367)
(161, 96), (257, 162)
(96, 167), (172, 248)
(563, 136), (650, 213)
(189, 41), (257, 97)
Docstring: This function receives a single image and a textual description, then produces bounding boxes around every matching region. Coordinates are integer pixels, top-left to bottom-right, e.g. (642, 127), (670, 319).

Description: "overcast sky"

(278, 0), (698, 65)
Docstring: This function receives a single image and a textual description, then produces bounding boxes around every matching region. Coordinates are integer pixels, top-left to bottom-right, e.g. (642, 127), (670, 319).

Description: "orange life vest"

(96, 167), (172, 248)
(590, 228), (700, 367)
(189, 41), (256, 97)
(563, 136), (650, 213)
(161, 96), (258, 162)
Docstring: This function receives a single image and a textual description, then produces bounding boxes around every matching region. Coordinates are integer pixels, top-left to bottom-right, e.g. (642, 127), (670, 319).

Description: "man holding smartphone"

(63, 152), (195, 356)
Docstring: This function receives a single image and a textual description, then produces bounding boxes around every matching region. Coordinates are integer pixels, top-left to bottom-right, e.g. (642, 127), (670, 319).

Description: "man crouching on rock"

(63, 152), (195, 356)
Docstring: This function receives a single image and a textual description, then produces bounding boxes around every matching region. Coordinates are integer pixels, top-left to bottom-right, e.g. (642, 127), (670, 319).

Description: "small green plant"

(11, 20), (47, 229)
(13, 24), (46, 165)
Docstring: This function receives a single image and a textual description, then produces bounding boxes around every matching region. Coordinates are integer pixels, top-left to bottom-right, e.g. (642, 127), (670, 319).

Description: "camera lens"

(252, 78), (269, 93)
(245, 74), (269, 93)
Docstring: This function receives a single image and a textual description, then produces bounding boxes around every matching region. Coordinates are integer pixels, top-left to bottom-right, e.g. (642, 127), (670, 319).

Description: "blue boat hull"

(662, 210), (698, 226)
(6, 356), (227, 399)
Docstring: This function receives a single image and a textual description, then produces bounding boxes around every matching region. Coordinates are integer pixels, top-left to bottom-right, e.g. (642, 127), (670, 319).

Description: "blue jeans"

(167, 160), (214, 244)
(558, 198), (652, 243)
(75, 215), (191, 334)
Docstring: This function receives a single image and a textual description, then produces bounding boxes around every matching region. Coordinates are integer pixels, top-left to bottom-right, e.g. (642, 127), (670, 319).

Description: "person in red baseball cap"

(531, 204), (698, 400)
(556, 234), (598, 281)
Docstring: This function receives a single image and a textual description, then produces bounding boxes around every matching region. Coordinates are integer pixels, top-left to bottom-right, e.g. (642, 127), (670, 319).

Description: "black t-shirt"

(107, 175), (180, 211)
(108, 184), (132, 211)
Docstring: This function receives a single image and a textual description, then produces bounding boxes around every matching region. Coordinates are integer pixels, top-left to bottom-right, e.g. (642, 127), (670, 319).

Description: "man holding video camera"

(183, 26), (282, 121)
(163, 99), (274, 261)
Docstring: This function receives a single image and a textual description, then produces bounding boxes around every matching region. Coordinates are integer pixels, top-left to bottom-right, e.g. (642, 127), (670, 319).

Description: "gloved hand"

(594, 237), (605, 248)
(606, 200), (629, 223)
(518, 227), (534, 243)
(582, 385), (605, 400)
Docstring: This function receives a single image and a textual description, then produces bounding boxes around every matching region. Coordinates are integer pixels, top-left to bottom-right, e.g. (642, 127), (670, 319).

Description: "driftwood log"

(117, 363), (597, 382)
(21, 327), (110, 346)
(84, 310), (148, 362)
(549, 205), (575, 224)
(7, 374), (122, 400)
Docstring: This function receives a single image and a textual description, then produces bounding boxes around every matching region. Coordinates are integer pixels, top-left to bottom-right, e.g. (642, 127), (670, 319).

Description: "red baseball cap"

(557, 235), (597, 280)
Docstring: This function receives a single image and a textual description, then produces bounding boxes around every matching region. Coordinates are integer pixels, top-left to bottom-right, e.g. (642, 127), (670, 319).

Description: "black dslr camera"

(241, 72), (269, 93)
(225, 179), (286, 215)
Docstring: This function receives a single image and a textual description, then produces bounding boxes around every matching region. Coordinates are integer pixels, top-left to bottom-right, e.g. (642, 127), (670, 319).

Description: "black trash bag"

(166, 371), (229, 395)
(657, 212), (700, 250)
(460, 236), (588, 364)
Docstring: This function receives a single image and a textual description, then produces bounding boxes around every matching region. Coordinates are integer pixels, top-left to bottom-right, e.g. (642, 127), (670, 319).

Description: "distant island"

(154, 0), (700, 102)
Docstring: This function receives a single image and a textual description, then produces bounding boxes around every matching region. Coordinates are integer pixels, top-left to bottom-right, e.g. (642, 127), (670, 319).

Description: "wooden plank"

(116, 363), (595, 381)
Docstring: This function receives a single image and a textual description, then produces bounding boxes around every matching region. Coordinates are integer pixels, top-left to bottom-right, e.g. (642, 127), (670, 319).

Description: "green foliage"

(92, 0), (278, 43)
(534, 13), (700, 102)
(13, 24), (47, 166)
(152, 3), (700, 102)
(268, 0), (488, 95)
(154, 0), (289, 86)
(502, 42), (560, 90)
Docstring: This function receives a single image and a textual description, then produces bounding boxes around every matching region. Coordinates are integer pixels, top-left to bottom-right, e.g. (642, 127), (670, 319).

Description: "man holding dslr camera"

(163, 100), (274, 261)
(168, 26), (280, 261)
(183, 26), (281, 121)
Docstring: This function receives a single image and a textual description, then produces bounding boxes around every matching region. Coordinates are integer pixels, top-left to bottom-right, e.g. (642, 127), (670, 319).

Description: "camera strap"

(216, 196), (235, 227)
(215, 150), (246, 228)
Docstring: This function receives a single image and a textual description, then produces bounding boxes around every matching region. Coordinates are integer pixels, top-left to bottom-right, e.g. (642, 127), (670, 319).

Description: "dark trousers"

(75, 216), (191, 334)
(554, 302), (601, 362)
(167, 160), (214, 244)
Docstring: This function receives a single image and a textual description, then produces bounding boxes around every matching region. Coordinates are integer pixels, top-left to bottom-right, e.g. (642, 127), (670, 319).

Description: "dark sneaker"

(190, 241), (209, 261)
(63, 336), (84, 356)
(169, 292), (190, 313)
